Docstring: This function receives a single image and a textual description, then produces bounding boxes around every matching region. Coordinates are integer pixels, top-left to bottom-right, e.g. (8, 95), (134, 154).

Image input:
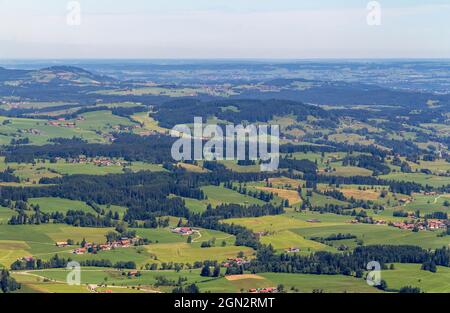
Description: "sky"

(0, 0), (449, 59)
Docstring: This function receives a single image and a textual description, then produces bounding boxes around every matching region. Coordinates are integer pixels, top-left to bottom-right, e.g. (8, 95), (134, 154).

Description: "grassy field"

(255, 186), (302, 205)
(177, 162), (209, 173)
(180, 197), (208, 213)
(145, 243), (253, 264)
(0, 221), (246, 268)
(15, 268), (381, 293)
(293, 222), (450, 250)
(259, 230), (333, 253)
(74, 110), (136, 132)
(0, 224), (111, 267)
(381, 263), (450, 293)
(225, 211), (450, 251)
(0, 206), (16, 224)
(400, 193), (450, 214)
(267, 177), (305, 188)
(131, 111), (168, 134)
(0, 116), (105, 145)
(28, 197), (94, 214)
(201, 185), (266, 207)
(0, 158), (165, 182)
(380, 172), (450, 188)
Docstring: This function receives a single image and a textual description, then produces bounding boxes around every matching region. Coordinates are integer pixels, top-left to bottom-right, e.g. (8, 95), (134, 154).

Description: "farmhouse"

(222, 257), (250, 267)
(249, 287), (278, 293)
(73, 248), (87, 255)
(172, 227), (194, 236)
(306, 219), (321, 223)
(127, 271), (140, 277)
(427, 219), (446, 230)
(55, 241), (68, 247)
(392, 222), (415, 230)
(398, 198), (412, 204)
(285, 247), (300, 253)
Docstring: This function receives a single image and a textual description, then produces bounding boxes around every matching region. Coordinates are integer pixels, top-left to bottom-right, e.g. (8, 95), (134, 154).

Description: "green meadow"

(200, 185), (266, 207)
(17, 267), (382, 293)
(382, 264), (450, 293)
(380, 172), (450, 189)
(28, 197), (94, 214)
(0, 116), (104, 145)
(225, 211), (450, 251)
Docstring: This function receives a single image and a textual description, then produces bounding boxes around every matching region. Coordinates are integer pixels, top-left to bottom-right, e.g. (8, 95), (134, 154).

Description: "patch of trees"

(0, 168), (20, 183)
(63, 210), (116, 227)
(398, 286), (422, 293)
(302, 173), (423, 195)
(393, 210), (409, 217)
(2, 133), (175, 164)
(1, 270), (21, 293)
(342, 155), (391, 175)
(61, 105), (146, 120)
(153, 99), (330, 128)
(310, 233), (357, 243)
(0, 171), (199, 222)
(172, 284), (200, 293)
(279, 157), (318, 174)
(10, 137), (30, 145)
(246, 245), (444, 275)
(202, 203), (284, 220)
(8, 210), (50, 225)
(223, 181), (274, 203)
(424, 211), (448, 220)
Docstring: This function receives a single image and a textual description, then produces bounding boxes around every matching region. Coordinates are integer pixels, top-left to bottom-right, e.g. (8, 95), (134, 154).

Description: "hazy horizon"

(1, 0), (449, 59)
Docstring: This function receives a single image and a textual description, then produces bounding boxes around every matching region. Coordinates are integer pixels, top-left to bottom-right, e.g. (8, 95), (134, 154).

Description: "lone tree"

(200, 265), (211, 277)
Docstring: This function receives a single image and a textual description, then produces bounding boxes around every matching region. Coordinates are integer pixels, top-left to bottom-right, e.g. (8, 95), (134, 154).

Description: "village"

(54, 236), (141, 255)
(390, 219), (447, 231)
(54, 156), (129, 167)
(248, 287), (279, 294)
(350, 216), (448, 232)
(46, 117), (84, 128)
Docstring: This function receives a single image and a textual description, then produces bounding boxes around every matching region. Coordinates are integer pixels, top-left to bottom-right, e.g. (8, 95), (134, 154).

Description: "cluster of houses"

(47, 118), (77, 128)
(62, 157), (127, 167)
(391, 219), (447, 231)
(171, 227), (195, 236)
(22, 128), (42, 135)
(56, 237), (139, 255)
(112, 125), (142, 132)
(92, 158), (127, 167)
(222, 258), (250, 268)
(249, 287), (278, 293)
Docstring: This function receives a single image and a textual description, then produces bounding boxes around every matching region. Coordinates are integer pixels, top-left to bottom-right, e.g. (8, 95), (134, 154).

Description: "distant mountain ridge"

(0, 65), (115, 85)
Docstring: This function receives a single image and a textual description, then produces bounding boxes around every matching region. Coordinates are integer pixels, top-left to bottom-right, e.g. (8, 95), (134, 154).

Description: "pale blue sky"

(0, 0), (449, 59)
